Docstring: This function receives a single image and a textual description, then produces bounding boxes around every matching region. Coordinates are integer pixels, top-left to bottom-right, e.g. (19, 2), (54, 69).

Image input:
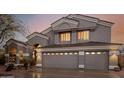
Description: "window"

(64, 53), (68, 55)
(47, 53), (50, 55)
(51, 53), (55, 55)
(78, 31), (89, 40)
(43, 53), (47, 55)
(86, 52), (90, 55)
(60, 53), (64, 55)
(97, 52), (101, 54)
(74, 52), (78, 55)
(60, 32), (71, 42)
(69, 52), (73, 55)
(91, 52), (95, 54)
(85, 52), (102, 55)
(55, 53), (59, 55)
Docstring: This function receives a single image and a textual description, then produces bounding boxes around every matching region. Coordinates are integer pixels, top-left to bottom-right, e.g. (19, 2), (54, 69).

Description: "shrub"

(0, 49), (5, 65)
(23, 56), (34, 65)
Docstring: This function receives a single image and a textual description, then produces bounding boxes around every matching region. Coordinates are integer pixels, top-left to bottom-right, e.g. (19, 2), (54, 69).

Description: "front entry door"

(9, 54), (16, 64)
(8, 48), (17, 64)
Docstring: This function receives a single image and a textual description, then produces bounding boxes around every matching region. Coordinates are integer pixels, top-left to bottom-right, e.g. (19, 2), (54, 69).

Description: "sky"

(15, 14), (124, 43)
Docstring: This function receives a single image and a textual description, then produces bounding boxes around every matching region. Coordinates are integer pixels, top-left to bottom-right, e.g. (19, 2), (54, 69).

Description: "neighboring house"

(4, 14), (122, 70)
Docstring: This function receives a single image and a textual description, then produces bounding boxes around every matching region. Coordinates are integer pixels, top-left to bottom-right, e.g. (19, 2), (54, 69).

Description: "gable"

(7, 43), (17, 48)
(41, 14), (113, 35)
(27, 35), (48, 46)
(27, 32), (49, 40)
(6, 39), (26, 47)
(75, 18), (97, 28)
(51, 17), (79, 30)
(67, 14), (98, 23)
(58, 22), (70, 29)
(67, 14), (114, 27)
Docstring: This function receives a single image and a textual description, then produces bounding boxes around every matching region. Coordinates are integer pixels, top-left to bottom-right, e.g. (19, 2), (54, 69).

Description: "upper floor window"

(78, 31), (89, 40)
(60, 32), (71, 42)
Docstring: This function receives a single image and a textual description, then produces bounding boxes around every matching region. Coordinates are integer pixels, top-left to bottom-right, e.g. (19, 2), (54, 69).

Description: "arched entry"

(32, 44), (42, 67)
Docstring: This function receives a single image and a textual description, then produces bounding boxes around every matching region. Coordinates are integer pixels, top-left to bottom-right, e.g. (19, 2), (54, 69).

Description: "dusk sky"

(15, 14), (124, 43)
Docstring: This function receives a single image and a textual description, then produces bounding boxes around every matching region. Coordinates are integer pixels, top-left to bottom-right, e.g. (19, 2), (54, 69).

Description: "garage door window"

(97, 52), (101, 54)
(74, 52), (78, 55)
(64, 53), (68, 55)
(91, 52), (95, 54)
(43, 52), (78, 55)
(47, 53), (50, 55)
(86, 52), (103, 55)
(60, 53), (64, 55)
(86, 52), (90, 55)
(43, 53), (47, 55)
(55, 53), (59, 55)
(51, 53), (55, 55)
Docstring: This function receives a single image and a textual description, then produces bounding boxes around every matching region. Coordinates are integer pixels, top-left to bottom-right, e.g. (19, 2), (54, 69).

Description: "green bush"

(23, 56), (34, 65)
(0, 49), (5, 65)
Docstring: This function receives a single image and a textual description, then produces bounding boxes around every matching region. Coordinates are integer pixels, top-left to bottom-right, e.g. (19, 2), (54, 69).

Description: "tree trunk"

(0, 31), (5, 45)
(0, 27), (8, 45)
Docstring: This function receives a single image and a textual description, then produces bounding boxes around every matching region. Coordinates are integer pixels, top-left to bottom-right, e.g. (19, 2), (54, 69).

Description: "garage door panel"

(85, 52), (109, 70)
(43, 55), (78, 69)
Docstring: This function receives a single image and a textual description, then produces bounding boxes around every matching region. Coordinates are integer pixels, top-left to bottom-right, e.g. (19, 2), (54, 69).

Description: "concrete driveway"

(1, 65), (124, 78)
(35, 68), (121, 78)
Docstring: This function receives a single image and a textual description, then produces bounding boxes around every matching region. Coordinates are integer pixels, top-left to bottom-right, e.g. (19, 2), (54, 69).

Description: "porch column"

(16, 46), (20, 64)
(5, 54), (9, 63)
(4, 46), (9, 64)
(78, 51), (85, 69)
(35, 48), (42, 67)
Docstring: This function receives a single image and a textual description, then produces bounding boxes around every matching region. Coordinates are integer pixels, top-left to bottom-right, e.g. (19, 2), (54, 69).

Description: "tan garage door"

(42, 52), (78, 69)
(85, 51), (109, 70)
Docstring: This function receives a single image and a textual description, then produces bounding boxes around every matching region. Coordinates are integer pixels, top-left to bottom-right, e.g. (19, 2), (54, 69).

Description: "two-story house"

(4, 14), (122, 70)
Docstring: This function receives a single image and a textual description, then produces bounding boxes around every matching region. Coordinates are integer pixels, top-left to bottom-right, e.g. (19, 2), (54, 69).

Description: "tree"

(0, 14), (27, 46)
